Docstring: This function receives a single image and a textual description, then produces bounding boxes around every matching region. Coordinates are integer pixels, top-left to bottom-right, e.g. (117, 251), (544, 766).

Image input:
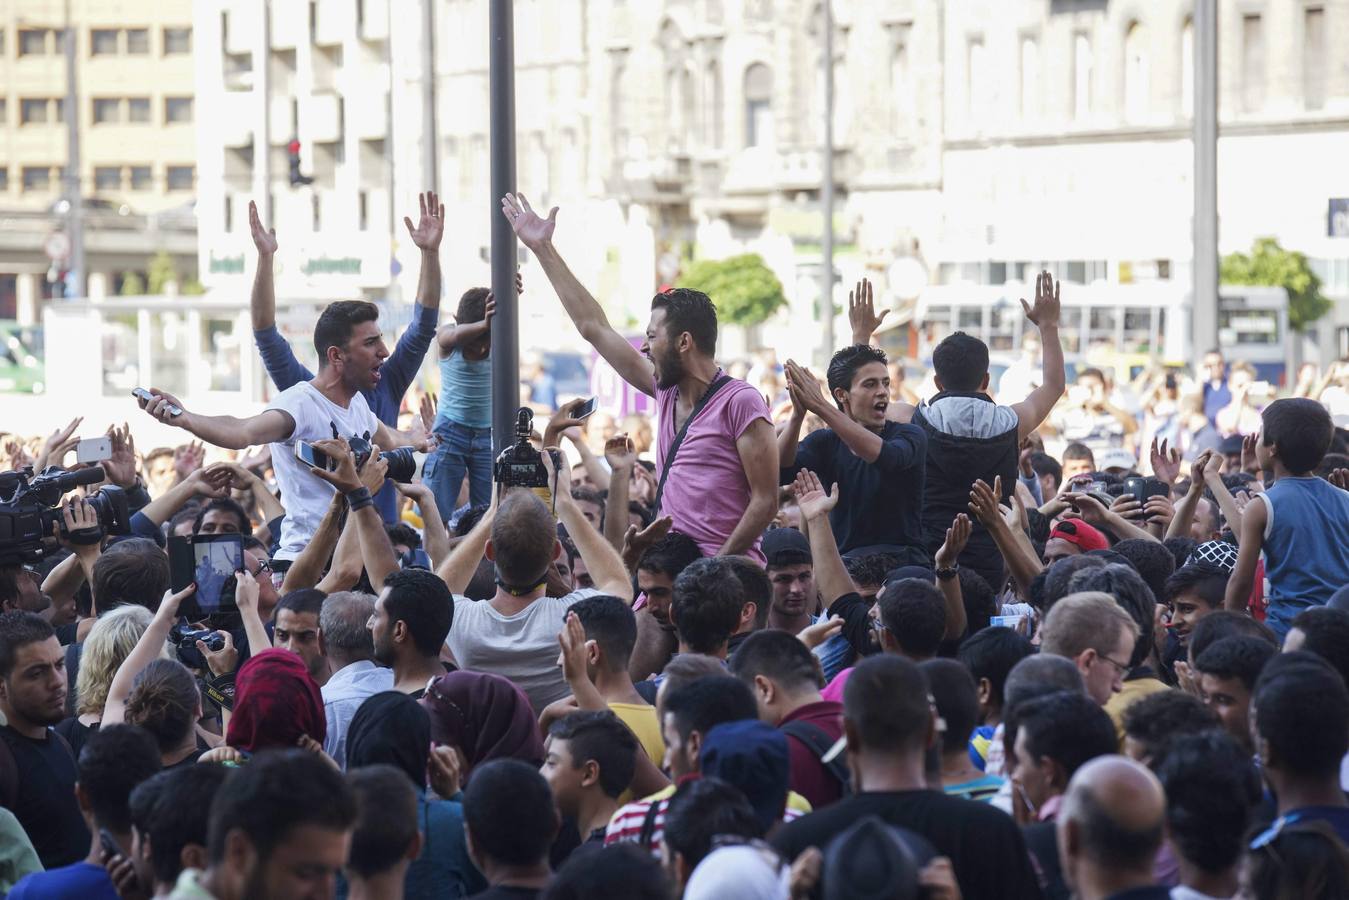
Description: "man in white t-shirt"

(137, 300), (412, 559)
(435, 451), (633, 712)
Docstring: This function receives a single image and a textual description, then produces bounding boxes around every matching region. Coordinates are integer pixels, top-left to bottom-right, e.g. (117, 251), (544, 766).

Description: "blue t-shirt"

(1259, 476), (1349, 639)
(9, 862), (119, 900)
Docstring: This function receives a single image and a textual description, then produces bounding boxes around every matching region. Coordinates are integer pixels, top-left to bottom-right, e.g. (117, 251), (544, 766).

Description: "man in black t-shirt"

(779, 344), (928, 563)
(770, 654), (1041, 900)
(0, 611), (90, 868)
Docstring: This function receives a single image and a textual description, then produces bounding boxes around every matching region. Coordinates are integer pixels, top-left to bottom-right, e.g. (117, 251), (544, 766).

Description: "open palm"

(501, 192), (556, 247)
(404, 190), (445, 250)
(248, 201), (278, 255)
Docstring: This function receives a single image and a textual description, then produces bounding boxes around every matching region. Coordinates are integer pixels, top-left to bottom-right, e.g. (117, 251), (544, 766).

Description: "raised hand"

(418, 391), (439, 435)
(358, 449), (389, 495)
(248, 200), (278, 255)
(557, 611), (593, 687)
(621, 515), (673, 572)
(1330, 468), (1349, 492)
(309, 439), (362, 493)
(101, 424), (137, 488)
(792, 469), (839, 521)
(39, 417), (83, 468)
(848, 278), (888, 344)
(501, 192), (557, 248)
(1240, 433), (1261, 476)
(403, 190), (445, 251)
(784, 360), (830, 415)
(1020, 270), (1061, 329)
(605, 433), (637, 471)
(1149, 437), (1182, 486)
(197, 630), (238, 678)
(967, 477), (1004, 528)
(173, 441), (205, 482)
(797, 615), (844, 651)
(540, 443), (571, 502)
(544, 398), (589, 448)
(935, 514), (972, 570)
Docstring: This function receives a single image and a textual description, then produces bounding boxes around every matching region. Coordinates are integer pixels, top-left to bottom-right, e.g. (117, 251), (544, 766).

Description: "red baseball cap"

(1048, 519), (1109, 552)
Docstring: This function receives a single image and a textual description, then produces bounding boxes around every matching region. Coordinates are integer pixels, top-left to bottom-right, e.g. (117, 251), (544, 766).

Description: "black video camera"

(346, 434), (418, 483)
(493, 409), (550, 490)
(0, 466), (130, 566)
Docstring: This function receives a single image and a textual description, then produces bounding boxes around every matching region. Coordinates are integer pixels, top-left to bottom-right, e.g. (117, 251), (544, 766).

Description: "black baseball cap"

(762, 527), (811, 568)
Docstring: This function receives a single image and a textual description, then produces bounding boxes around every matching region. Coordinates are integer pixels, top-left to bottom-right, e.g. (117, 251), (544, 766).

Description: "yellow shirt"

(609, 701), (666, 766)
(1104, 677), (1172, 744)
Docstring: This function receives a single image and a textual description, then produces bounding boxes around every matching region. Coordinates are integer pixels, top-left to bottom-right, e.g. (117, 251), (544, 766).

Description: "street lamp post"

(489, 0), (519, 454)
(1192, 0), (1219, 358)
(820, 0), (835, 364)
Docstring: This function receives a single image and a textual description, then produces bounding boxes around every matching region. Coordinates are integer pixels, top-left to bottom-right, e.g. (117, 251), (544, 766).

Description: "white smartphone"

(76, 436), (112, 464)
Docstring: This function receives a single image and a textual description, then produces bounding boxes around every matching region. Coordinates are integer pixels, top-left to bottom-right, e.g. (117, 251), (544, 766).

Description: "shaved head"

(1058, 755), (1166, 893)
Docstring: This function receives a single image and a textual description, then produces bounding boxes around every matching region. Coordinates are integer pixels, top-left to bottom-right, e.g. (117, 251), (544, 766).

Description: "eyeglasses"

(1097, 653), (1131, 676)
(249, 560), (272, 578)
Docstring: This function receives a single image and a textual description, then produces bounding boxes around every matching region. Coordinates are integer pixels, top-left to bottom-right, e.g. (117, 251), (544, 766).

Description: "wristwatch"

(935, 565), (959, 581)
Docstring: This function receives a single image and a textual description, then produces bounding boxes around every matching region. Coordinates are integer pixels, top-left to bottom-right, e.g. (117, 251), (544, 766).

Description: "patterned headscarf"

(226, 648), (325, 753)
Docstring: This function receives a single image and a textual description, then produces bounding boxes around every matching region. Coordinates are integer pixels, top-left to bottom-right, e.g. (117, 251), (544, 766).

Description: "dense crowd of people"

(2, 188), (1349, 900)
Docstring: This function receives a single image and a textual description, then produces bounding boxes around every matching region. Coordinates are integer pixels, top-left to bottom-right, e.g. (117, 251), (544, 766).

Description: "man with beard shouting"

(502, 193), (778, 562)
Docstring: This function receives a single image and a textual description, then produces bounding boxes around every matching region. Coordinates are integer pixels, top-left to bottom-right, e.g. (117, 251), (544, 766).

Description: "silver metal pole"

(820, 0), (835, 362)
(256, 0), (272, 223)
(62, 0), (84, 299)
(422, 0), (439, 191)
(1192, 0), (1219, 357)
(489, 0), (519, 454)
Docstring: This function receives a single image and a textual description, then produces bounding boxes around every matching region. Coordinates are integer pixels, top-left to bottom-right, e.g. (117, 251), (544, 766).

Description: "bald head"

(1058, 756), (1166, 892)
(489, 491), (560, 585)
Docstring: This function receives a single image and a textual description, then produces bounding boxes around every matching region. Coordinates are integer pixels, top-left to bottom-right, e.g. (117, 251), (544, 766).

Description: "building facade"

(194, 0), (1349, 365)
(0, 0), (197, 319)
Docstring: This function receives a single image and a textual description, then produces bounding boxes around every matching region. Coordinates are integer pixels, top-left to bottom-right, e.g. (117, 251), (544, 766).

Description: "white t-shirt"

(266, 382), (379, 560)
(448, 589), (602, 712)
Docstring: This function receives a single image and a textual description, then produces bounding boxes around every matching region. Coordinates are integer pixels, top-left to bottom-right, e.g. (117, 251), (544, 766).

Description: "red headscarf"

(419, 671), (544, 777)
(226, 648), (326, 753)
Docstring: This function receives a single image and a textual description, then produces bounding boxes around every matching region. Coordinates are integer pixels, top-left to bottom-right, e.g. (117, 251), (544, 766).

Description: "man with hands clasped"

(779, 283), (928, 562)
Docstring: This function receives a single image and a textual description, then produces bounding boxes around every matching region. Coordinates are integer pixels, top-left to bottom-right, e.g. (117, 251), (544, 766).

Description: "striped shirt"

(606, 784), (811, 857)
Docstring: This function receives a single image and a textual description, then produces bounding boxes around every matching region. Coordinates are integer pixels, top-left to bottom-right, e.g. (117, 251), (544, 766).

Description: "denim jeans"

(422, 420), (493, 522)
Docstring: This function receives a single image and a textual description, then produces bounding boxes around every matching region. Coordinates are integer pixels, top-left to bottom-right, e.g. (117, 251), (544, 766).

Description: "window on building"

(1304, 7), (1325, 111)
(0, 169), (8, 192)
(164, 26), (191, 54)
(20, 99), (51, 125)
(165, 97), (193, 123)
(129, 166), (152, 190)
(890, 29), (911, 132)
(967, 38), (987, 120)
(358, 190), (369, 231)
(1180, 18), (1194, 118)
(92, 98), (121, 124)
(1123, 23), (1149, 121)
(1073, 33), (1093, 121)
(744, 62), (774, 148)
(95, 166), (122, 191)
(1020, 37), (1039, 120)
(1241, 14), (1264, 112)
(127, 97), (151, 123)
(166, 166), (194, 191)
(19, 29), (49, 56)
(0, 30), (5, 55)
(125, 28), (149, 54)
(312, 193), (321, 231)
(0, 99), (6, 124)
(705, 60), (723, 148)
(610, 51), (629, 157)
(22, 167), (51, 192)
(91, 28), (119, 56)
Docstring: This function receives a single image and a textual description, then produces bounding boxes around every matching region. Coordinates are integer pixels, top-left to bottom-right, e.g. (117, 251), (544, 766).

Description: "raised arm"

(502, 193), (655, 396)
(776, 389), (808, 470)
(933, 514), (971, 639)
(137, 467), (231, 528)
(437, 294), (494, 354)
(103, 584), (198, 727)
(310, 441), (400, 592)
(249, 201), (279, 331)
(436, 500), (493, 596)
(545, 449), (632, 600)
(405, 190), (444, 312)
(968, 477), (1044, 599)
(396, 481), (451, 569)
(603, 434), (635, 552)
(1225, 498), (1266, 612)
(718, 419), (779, 557)
(795, 471), (871, 654)
(281, 492), (346, 593)
(1012, 272), (1066, 440)
(847, 278), (889, 346)
(137, 388), (294, 451)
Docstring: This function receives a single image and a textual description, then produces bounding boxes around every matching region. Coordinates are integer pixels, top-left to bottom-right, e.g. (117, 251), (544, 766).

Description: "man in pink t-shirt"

(503, 193), (778, 560)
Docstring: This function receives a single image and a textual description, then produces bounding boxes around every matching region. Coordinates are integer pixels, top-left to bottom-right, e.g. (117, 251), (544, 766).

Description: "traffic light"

(288, 139), (313, 187)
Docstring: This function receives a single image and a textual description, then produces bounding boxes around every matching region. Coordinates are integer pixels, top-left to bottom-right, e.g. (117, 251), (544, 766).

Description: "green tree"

(119, 271), (145, 296)
(677, 253), (787, 327)
(147, 250), (179, 295)
(1220, 237), (1330, 332)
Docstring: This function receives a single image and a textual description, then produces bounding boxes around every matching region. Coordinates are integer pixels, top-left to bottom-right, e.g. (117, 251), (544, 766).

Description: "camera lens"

(85, 486), (131, 536)
(383, 446), (417, 484)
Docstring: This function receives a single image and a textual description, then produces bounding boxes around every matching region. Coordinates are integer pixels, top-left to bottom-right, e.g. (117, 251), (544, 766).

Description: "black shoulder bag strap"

(780, 720), (852, 792)
(653, 374), (731, 515)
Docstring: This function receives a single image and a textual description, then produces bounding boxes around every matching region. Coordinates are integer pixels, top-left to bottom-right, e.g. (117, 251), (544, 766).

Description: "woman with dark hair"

(344, 691), (486, 899)
(420, 670), (546, 779)
(124, 657), (205, 767)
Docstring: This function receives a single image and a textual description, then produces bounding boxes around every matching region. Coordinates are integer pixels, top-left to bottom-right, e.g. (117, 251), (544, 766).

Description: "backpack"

(780, 720), (851, 795)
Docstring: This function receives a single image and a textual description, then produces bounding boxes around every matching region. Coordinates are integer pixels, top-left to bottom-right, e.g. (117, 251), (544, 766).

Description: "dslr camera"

(346, 433), (418, 483)
(169, 623), (226, 653)
(0, 466), (130, 566)
(494, 409), (550, 489)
